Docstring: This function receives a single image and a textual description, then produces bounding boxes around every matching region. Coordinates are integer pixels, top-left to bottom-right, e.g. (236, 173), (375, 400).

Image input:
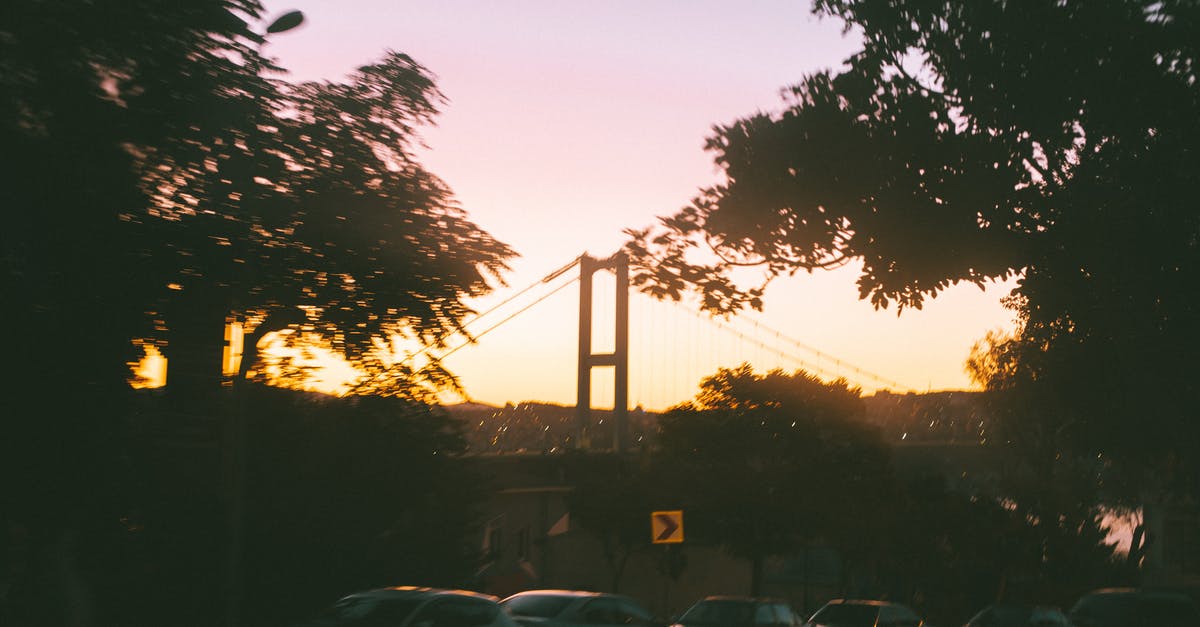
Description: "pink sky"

(258, 0), (1019, 410)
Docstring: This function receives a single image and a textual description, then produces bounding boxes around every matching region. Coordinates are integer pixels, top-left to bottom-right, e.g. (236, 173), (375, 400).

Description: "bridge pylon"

(575, 251), (629, 453)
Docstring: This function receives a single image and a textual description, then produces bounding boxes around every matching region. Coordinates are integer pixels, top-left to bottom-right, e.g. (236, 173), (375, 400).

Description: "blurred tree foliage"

(627, 1), (1199, 501)
(2, 0), (514, 400)
(2, 0), (510, 624)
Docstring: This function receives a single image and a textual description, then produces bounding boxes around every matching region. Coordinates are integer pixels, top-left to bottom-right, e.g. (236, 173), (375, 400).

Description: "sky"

(255, 0), (1020, 410)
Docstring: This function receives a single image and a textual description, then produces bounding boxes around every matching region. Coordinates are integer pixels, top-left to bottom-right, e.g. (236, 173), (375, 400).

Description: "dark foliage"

(2, 1), (510, 624)
(239, 388), (484, 626)
(655, 365), (891, 595)
(882, 473), (1121, 626)
(626, 0), (1200, 501)
(564, 452), (665, 593)
(29, 387), (484, 627)
(583, 365), (1125, 613)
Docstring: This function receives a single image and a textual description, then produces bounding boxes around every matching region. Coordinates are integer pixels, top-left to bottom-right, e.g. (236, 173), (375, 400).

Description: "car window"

(770, 604), (796, 626)
(492, 609), (523, 627)
(681, 600), (757, 625)
(413, 598), (502, 627)
(321, 595), (425, 626)
(1070, 593), (1137, 626)
(582, 598), (626, 625)
(1029, 607), (1070, 627)
(1140, 596), (1200, 626)
(882, 605), (921, 627)
(615, 598), (655, 624)
(503, 595), (576, 619)
(809, 604), (879, 627)
(973, 605), (1066, 627)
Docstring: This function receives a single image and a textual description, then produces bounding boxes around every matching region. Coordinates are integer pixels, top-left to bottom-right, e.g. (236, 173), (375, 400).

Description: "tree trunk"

(1128, 523), (1146, 567)
(611, 547), (632, 593)
(53, 528), (92, 627)
(236, 307), (306, 382)
(164, 290), (229, 400)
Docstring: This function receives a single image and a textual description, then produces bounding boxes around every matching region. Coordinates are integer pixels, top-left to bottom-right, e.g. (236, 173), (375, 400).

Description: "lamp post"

(224, 15), (304, 627)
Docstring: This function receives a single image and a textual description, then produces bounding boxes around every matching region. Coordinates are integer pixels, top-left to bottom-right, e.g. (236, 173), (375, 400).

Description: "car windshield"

(970, 605), (1034, 626)
(1141, 596), (1200, 625)
(1071, 594), (1137, 624)
(681, 600), (757, 625)
(321, 595), (424, 625)
(808, 604), (879, 627)
(503, 595), (576, 618)
(1072, 593), (1200, 627)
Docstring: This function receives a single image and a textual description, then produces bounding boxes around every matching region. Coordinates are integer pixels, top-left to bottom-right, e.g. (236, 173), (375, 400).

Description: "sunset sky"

(255, 0), (1020, 410)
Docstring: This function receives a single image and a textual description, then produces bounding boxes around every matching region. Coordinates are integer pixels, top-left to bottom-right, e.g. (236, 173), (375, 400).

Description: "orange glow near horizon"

(130, 345), (167, 389)
(129, 324), (361, 397)
(126, 277), (1011, 410)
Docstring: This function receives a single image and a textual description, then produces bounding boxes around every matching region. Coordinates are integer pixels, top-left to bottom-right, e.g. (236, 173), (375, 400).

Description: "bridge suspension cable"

(656, 295), (910, 392)
(434, 275), (580, 361)
(346, 255), (582, 393)
(742, 316), (909, 391)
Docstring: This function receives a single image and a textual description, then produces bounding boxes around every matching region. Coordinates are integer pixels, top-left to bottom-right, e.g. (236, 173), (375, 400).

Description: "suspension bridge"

(377, 250), (918, 449)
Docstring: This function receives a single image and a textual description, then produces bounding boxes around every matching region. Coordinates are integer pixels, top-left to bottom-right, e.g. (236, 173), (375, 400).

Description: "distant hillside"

(442, 401), (661, 454)
(444, 391), (989, 454)
(861, 390), (990, 443)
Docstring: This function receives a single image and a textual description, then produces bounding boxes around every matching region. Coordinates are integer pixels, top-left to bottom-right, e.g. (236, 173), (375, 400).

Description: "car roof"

(823, 599), (892, 607)
(507, 590), (605, 598)
(350, 586), (499, 602)
(1081, 588), (1195, 599)
(700, 596), (790, 604)
(1083, 588), (1138, 596)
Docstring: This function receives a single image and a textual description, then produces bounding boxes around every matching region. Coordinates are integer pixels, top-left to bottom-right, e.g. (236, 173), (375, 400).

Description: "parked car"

(672, 596), (802, 627)
(1068, 588), (1200, 627)
(298, 586), (519, 627)
(804, 599), (924, 627)
(965, 604), (1071, 627)
(502, 590), (659, 627)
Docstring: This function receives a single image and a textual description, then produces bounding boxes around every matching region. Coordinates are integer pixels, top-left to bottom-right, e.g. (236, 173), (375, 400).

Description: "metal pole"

(576, 255), (594, 449)
(613, 252), (629, 454)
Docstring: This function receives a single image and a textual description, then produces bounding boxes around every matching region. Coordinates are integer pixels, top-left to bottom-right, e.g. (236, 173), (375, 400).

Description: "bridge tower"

(575, 251), (629, 452)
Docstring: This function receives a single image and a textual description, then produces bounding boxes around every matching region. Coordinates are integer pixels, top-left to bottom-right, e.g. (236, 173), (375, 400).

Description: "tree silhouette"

(627, 0), (1200, 499)
(3, 2), (276, 623)
(565, 452), (664, 592)
(3, 1), (511, 624)
(133, 47), (515, 399)
(239, 389), (485, 627)
(655, 365), (890, 595)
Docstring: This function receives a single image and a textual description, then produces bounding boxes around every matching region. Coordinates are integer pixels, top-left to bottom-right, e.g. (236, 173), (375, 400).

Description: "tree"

(239, 389), (484, 626)
(4, 1), (515, 401)
(131, 47), (515, 399)
(2, 2), (275, 623)
(626, 1), (1199, 499)
(3, 1), (512, 624)
(655, 365), (891, 595)
(565, 452), (664, 592)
